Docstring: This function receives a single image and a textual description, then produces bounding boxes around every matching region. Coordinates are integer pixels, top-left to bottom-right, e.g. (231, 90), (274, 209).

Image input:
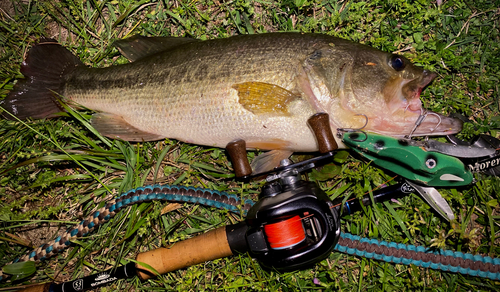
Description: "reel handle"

(227, 113), (338, 178)
(226, 139), (252, 178)
(307, 112), (338, 153)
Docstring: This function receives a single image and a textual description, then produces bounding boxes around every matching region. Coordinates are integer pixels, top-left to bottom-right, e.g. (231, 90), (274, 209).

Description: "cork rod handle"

(135, 226), (233, 280)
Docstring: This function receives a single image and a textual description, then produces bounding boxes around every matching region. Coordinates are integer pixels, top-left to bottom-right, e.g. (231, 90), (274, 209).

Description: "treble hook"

(337, 114), (369, 142)
(406, 110), (442, 139)
(426, 112), (442, 132)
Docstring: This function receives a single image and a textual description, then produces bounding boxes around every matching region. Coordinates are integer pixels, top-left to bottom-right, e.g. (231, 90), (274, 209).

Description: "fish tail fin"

(1, 38), (84, 120)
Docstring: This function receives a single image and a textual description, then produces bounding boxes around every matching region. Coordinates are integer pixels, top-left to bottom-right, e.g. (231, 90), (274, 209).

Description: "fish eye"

(390, 55), (406, 71)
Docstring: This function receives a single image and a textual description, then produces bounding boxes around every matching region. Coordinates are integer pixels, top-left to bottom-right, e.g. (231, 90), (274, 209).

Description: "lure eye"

(426, 158), (436, 169)
(390, 55), (406, 71)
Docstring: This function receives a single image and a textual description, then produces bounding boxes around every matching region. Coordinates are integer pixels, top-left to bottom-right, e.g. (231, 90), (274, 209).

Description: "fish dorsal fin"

(113, 35), (199, 62)
(233, 82), (299, 116)
(91, 113), (165, 141)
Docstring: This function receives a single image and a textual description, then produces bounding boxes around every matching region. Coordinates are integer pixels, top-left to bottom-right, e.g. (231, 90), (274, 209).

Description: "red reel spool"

(263, 215), (306, 250)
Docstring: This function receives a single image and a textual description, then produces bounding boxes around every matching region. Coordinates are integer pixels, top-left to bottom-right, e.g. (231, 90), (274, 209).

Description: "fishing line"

(261, 179), (403, 250)
(264, 215), (306, 249)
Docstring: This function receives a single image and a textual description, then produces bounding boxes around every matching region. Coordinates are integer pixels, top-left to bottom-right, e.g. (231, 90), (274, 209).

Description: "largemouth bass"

(1, 33), (461, 169)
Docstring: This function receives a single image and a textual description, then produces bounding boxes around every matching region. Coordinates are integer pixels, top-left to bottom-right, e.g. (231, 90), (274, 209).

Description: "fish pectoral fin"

(113, 35), (199, 62)
(91, 113), (165, 142)
(250, 149), (294, 174)
(233, 82), (299, 116)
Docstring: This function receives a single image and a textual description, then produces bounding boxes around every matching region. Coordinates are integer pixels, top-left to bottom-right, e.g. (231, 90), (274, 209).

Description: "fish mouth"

(370, 70), (462, 137)
(369, 109), (463, 137)
(400, 70), (463, 136)
(401, 70), (437, 113)
(408, 111), (463, 136)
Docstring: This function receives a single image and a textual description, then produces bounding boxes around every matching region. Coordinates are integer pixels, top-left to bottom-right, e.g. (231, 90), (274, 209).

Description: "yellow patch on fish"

(233, 82), (299, 116)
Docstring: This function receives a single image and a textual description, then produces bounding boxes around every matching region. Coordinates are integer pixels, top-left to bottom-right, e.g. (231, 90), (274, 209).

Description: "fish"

(1, 33), (462, 171)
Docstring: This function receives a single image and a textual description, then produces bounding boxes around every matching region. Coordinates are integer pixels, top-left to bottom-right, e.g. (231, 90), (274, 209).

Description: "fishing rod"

(14, 169), (424, 292)
(15, 161), (500, 291)
(10, 113), (500, 291)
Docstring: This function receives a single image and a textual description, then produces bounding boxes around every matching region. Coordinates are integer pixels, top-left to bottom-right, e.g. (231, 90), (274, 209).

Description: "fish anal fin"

(91, 113), (165, 142)
(233, 82), (299, 116)
(250, 149), (294, 174)
(113, 35), (199, 62)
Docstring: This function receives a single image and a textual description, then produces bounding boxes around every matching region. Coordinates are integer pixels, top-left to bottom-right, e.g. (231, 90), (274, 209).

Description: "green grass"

(1, 0), (499, 291)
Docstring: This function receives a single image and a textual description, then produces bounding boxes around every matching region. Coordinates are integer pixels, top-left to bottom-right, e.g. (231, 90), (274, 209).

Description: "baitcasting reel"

(242, 159), (340, 271)
(226, 113), (341, 271)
